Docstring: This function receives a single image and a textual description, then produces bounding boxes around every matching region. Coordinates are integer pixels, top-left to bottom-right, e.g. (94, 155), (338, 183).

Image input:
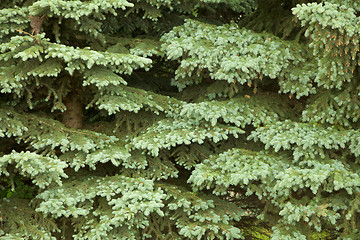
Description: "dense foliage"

(0, 0), (359, 239)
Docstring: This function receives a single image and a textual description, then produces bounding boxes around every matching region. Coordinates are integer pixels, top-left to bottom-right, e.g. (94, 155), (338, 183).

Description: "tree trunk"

(62, 91), (83, 129)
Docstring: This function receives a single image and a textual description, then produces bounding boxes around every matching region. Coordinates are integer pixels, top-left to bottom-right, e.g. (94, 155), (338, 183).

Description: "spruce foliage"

(0, 0), (359, 239)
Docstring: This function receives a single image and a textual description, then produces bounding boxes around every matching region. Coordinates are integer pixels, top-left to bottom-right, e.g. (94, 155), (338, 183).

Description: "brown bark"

(62, 91), (83, 129)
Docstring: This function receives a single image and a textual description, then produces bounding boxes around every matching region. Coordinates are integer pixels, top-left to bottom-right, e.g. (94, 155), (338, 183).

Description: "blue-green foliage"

(1, 0), (360, 239)
(161, 19), (316, 98)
